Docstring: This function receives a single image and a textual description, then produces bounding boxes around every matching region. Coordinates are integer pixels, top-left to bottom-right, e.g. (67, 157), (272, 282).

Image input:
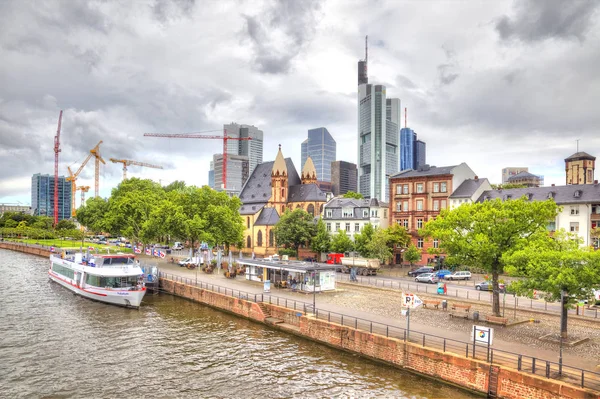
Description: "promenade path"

(152, 259), (599, 374)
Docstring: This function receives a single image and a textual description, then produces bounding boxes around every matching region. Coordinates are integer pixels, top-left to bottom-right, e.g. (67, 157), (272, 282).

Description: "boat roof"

(237, 259), (336, 273)
(97, 254), (137, 258)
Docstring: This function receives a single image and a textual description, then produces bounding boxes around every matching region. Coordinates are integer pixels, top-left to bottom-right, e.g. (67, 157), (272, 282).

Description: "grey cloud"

(151, 0), (196, 24)
(496, 0), (600, 42)
(242, 0), (321, 74)
(438, 64), (459, 85)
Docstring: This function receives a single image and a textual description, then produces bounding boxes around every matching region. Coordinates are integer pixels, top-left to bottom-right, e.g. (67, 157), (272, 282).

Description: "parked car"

(435, 269), (452, 279)
(475, 281), (506, 292)
(172, 242), (184, 250)
(179, 257), (202, 267)
(408, 266), (434, 277)
(445, 271), (472, 281)
(415, 273), (439, 284)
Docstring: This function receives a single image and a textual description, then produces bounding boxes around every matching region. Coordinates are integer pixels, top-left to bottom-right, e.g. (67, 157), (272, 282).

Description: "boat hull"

(48, 270), (146, 308)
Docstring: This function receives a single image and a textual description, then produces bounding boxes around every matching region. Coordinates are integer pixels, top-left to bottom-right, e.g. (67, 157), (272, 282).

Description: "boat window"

(89, 275), (139, 288)
(52, 263), (74, 279)
(106, 257), (134, 265)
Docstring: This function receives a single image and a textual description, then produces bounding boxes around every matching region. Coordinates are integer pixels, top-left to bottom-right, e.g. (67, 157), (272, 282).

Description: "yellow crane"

(66, 141), (102, 217)
(90, 141), (106, 198)
(77, 186), (90, 208)
(109, 158), (164, 180)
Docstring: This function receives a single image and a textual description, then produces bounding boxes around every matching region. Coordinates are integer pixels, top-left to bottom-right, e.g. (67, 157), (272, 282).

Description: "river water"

(0, 249), (478, 398)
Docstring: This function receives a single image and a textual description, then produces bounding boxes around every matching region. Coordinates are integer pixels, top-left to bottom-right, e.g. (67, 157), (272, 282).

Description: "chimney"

(595, 180), (598, 185)
(474, 176), (478, 180)
(551, 184), (555, 187)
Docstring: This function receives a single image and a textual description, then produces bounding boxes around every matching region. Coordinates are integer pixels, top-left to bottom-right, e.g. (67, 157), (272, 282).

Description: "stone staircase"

(257, 302), (284, 325)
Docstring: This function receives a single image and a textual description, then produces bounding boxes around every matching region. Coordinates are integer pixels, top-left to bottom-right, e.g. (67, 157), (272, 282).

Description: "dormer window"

(574, 190), (582, 198)
(504, 194), (512, 200)
(326, 210), (333, 218)
(527, 193), (533, 201)
(363, 209), (369, 217)
(548, 192), (555, 199)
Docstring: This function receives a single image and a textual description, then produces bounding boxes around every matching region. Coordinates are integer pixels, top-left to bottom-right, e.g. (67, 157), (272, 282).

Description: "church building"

(238, 145), (328, 256)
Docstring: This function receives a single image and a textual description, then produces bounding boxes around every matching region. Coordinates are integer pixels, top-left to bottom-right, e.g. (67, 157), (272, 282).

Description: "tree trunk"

(560, 291), (568, 339)
(492, 266), (501, 316)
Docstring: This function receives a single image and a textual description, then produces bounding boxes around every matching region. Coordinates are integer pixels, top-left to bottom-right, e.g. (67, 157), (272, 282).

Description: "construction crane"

(66, 140), (102, 217)
(90, 141), (106, 198)
(53, 110), (63, 226)
(77, 186), (90, 208)
(144, 129), (252, 189)
(109, 158), (164, 180)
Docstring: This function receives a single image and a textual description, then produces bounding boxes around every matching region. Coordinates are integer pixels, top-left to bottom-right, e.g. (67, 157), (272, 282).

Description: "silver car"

(415, 273), (439, 284)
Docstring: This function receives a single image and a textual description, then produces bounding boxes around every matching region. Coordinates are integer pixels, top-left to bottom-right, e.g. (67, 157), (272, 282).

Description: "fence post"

(341, 315), (344, 325)
(518, 355), (522, 371)
(422, 335), (425, 347)
(532, 358), (536, 374)
(443, 339), (446, 352)
(545, 362), (550, 378)
(386, 326), (389, 337)
(370, 322), (373, 333)
(581, 370), (585, 388)
(355, 318), (358, 329)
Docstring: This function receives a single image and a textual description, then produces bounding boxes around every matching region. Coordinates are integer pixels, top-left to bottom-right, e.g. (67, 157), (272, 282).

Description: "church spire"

(272, 144), (287, 177)
(301, 156), (317, 184)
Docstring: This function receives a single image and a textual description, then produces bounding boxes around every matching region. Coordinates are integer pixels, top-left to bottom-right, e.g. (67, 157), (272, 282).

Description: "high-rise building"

(208, 161), (215, 189)
(400, 128), (416, 171)
(212, 153), (249, 196)
(331, 161), (357, 196)
(415, 140), (426, 169)
(224, 123), (264, 176)
(300, 127), (336, 182)
(31, 173), (72, 220)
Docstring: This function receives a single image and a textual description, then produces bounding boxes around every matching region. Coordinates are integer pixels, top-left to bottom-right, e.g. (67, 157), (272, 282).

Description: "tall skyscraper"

(356, 38), (399, 201)
(224, 122), (264, 176)
(415, 140), (426, 169)
(300, 127), (336, 182)
(212, 154), (249, 196)
(31, 173), (72, 220)
(208, 161), (215, 189)
(331, 161), (358, 196)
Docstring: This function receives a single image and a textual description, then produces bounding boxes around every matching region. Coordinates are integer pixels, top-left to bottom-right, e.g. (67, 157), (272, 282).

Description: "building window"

(396, 185), (402, 195)
(326, 223), (331, 232)
(281, 188), (285, 198)
(417, 218), (423, 229)
(371, 210), (378, 217)
(433, 183), (439, 193)
(547, 221), (556, 231)
(440, 182), (447, 193)
(403, 201), (409, 211)
(417, 238), (424, 248)
(384, 209), (387, 218)
(355, 223), (360, 232)
(570, 222), (579, 232)
(257, 230), (263, 247)
(326, 210), (332, 218)
(403, 184), (409, 194)
(570, 206), (579, 215)
(246, 217), (250, 229)
(441, 200), (447, 209)
(335, 223), (340, 231)
(363, 209), (369, 217)
(246, 236), (252, 248)
(403, 219), (409, 228)
(416, 183), (424, 193)
(396, 202), (402, 212)
(307, 204), (315, 217)
(345, 223), (350, 232)
(433, 239), (439, 249)
(433, 200), (439, 211)
(416, 200), (423, 211)
(269, 230), (274, 247)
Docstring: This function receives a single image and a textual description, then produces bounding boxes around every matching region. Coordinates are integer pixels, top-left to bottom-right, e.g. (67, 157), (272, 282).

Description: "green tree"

(56, 219), (76, 230)
(4, 219), (17, 228)
(385, 224), (411, 263)
(342, 191), (364, 199)
(273, 208), (316, 253)
(353, 223), (374, 257)
(505, 233), (600, 337)
(311, 217), (331, 254)
(367, 228), (392, 263)
(141, 199), (187, 246)
(163, 180), (187, 192)
(205, 202), (244, 251)
(490, 183), (527, 190)
(404, 244), (421, 267)
(76, 197), (109, 234)
(421, 197), (559, 316)
(330, 229), (354, 253)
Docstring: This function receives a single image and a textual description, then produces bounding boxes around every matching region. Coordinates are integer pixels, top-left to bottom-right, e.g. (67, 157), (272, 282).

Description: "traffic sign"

(402, 293), (423, 309)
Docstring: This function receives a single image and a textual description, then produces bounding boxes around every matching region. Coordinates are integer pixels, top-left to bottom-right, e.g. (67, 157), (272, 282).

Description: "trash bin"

(442, 300), (447, 310)
(473, 311), (479, 321)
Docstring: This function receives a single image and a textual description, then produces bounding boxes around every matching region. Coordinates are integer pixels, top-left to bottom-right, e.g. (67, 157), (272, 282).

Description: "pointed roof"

(302, 156), (316, 178)
(272, 144), (287, 175)
(565, 152), (595, 161)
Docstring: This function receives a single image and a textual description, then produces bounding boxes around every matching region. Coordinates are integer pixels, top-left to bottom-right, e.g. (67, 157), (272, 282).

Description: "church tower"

(301, 156), (317, 185)
(565, 151), (596, 185)
(271, 145), (288, 213)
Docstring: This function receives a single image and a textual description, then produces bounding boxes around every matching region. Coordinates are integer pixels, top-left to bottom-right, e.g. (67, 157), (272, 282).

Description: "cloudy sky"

(1, 0), (599, 206)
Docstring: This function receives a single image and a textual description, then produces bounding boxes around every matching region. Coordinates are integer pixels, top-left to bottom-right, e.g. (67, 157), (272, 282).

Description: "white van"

(445, 271), (472, 281)
(178, 257), (202, 267)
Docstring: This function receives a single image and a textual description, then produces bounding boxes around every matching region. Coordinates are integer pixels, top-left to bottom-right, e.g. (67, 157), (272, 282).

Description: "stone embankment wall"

(0, 242), (53, 257)
(160, 278), (599, 399)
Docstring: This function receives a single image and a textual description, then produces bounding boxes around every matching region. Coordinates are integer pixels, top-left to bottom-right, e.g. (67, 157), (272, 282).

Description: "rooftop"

(476, 184), (600, 204)
(565, 152), (596, 161)
(449, 178), (489, 199)
(391, 164), (459, 179)
(507, 171), (540, 181)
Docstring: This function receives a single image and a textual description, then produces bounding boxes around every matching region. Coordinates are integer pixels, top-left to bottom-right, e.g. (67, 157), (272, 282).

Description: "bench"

(485, 315), (509, 326)
(451, 303), (471, 312)
(423, 300), (441, 309)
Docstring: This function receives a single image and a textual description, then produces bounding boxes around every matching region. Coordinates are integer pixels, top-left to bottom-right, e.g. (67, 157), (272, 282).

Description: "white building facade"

(322, 197), (389, 238)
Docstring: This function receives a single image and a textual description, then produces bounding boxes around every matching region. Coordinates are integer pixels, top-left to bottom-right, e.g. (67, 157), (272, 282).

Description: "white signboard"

(402, 293), (423, 309)
(472, 325), (494, 345)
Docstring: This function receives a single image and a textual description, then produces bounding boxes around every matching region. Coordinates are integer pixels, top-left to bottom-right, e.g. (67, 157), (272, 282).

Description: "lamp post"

(559, 290), (564, 376)
(312, 268), (316, 316)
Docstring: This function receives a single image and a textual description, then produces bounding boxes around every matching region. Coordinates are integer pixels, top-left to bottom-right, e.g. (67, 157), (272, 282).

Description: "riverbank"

(159, 275), (599, 399)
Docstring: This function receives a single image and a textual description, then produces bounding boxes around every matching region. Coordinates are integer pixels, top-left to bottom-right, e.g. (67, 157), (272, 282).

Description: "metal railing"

(336, 273), (600, 320)
(159, 272), (600, 392)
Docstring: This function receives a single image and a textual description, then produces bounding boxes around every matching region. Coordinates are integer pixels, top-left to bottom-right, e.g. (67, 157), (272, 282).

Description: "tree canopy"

(311, 217), (331, 254)
(353, 223), (375, 257)
(330, 229), (354, 254)
(342, 191), (364, 199)
(367, 228), (392, 263)
(421, 197), (559, 316)
(404, 244), (421, 266)
(273, 208), (316, 252)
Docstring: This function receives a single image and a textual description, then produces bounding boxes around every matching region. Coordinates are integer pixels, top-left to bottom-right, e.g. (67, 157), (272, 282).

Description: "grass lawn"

(7, 238), (133, 253)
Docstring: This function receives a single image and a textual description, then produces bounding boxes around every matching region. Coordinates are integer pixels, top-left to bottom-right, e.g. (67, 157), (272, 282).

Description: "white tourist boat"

(49, 252), (146, 308)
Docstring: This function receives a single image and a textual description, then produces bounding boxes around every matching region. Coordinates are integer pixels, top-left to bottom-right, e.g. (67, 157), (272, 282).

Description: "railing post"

(422, 335), (425, 347)
(341, 315), (344, 325)
(443, 339), (446, 352)
(518, 355), (522, 371)
(386, 326), (389, 337)
(581, 370), (585, 388)
(370, 322), (372, 333)
(532, 358), (536, 374)
(355, 318), (357, 329)
(465, 344), (469, 358)
(545, 362), (550, 378)
(404, 331), (407, 342)
(328, 313), (331, 322)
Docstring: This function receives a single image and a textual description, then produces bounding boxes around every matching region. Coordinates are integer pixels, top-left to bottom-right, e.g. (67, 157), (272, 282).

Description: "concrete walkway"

(153, 259), (599, 375)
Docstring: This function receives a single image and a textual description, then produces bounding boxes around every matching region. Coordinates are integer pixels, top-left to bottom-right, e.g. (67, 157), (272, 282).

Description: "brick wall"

(159, 277), (599, 399)
(0, 242), (53, 258)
